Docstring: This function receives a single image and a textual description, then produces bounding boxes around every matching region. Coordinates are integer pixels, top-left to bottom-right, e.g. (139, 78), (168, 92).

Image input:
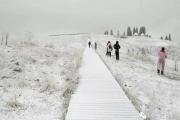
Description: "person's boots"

(161, 71), (164, 75)
(157, 69), (160, 74)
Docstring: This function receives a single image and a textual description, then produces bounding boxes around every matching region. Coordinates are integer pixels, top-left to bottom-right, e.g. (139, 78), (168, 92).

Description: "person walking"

(113, 41), (121, 60)
(157, 47), (167, 75)
(88, 41), (91, 48)
(95, 42), (97, 50)
(106, 41), (113, 57)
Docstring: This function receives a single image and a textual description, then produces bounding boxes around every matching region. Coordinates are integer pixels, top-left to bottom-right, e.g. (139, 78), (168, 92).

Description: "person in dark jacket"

(88, 41), (91, 48)
(95, 42), (97, 50)
(113, 41), (121, 60)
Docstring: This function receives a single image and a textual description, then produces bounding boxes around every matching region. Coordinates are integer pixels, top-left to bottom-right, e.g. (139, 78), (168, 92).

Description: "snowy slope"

(66, 48), (143, 120)
(0, 35), (86, 120)
(93, 35), (180, 120)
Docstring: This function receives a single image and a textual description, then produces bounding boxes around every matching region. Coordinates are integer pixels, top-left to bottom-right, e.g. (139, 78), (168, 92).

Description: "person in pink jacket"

(157, 47), (167, 75)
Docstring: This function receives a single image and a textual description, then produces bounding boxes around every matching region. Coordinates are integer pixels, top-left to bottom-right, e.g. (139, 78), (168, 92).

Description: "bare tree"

(110, 29), (113, 36)
(5, 33), (9, 46)
(1, 35), (3, 46)
(174, 54), (178, 71)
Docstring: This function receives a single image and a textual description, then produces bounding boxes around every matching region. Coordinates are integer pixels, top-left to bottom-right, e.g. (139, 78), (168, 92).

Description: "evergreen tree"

(139, 26), (146, 35)
(143, 26), (146, 35)
(106, 30), (109, 35)
(104, 30), (109, 35)
(136, 27), (139, 34)
(165, 35), (168, 40)
(133, 27), (136, 35)
(104, 31), (107, 35)
(169, 34), (172, 41)
(123, 32), (126, 36)
(127, 27), (132, 36)
(160, 36), (163, 40)
(110, 29), (113, 36)
(139, 27), (142, 35)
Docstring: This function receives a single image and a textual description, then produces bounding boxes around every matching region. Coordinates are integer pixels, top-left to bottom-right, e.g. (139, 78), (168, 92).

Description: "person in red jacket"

(157, 47), (167, 75)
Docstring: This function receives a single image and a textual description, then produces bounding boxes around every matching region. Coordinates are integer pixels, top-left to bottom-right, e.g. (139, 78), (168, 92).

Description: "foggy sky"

(0, 0), (180, 41)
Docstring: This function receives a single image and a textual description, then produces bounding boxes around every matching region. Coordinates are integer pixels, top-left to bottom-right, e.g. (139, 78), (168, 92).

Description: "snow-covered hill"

(93, 35), (180, 120)
(1, 33), (179, 120)
(0, 35), (86, 120)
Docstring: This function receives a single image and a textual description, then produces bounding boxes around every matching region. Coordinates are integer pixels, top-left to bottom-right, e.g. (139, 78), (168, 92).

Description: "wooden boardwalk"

(66, 48), (143, 120)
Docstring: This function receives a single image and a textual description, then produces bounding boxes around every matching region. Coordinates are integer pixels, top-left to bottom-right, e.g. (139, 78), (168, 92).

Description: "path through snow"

(66, 47), (142, 120)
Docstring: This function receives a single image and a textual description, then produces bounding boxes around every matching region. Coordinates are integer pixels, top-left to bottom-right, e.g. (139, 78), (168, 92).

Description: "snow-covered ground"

(1, 33), (179, 120)
(93, 35), (180, 120)
(66, 48), (142, 120)
(0, 34), (86, 120)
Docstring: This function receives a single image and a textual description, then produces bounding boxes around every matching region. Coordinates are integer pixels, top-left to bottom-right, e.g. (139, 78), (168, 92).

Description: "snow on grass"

(0, 34), (86, 120)
(94, 34), (180, 120)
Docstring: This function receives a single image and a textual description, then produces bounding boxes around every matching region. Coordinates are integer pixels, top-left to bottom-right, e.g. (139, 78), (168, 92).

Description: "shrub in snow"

(45, 43), (54, 49)
(73, 56), (82, 69)
(13, 67), (22, 72)
(62, 78), (78, 98)
(40, 79), (58, 93)
(18, 81), (28, 88)
(61, 78), (79, 120)
(139, 112), (147, 120)
(7, 100), (22, 108)
(6, 96), (22, 109)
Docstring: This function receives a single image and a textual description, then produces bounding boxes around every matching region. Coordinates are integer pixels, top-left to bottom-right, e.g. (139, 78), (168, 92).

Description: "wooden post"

(5, 33), (8, 46)
(1, 35), (3, 46)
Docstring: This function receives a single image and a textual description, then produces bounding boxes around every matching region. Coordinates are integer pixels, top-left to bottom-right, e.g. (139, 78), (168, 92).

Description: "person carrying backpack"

(157, 47), (167, 75)
(106, 41), (113, 57)
(113, 41), (121, 60)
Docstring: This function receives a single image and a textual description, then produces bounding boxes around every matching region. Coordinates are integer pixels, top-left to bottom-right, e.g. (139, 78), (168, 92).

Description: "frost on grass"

(95, 35), (180, 120)
(6, 96), (22, 109)
(0, 35), (86, 120)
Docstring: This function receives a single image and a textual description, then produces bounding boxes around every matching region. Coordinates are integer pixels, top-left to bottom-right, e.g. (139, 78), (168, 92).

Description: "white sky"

(0, 0), (180, 41)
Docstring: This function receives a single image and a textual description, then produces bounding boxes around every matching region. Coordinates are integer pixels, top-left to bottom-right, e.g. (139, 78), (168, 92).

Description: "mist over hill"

(0, 0), (179, 43)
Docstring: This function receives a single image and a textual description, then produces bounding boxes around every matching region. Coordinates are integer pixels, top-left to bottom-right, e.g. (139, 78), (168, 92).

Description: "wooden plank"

(66, 48), (143, 120)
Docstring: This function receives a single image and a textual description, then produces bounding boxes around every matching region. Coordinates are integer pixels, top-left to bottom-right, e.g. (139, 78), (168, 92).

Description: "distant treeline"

(104, 26), (172, 41)
(104, 26), (147, 37)
(160, 34), (172, 41)
(49, 33), (89, 36)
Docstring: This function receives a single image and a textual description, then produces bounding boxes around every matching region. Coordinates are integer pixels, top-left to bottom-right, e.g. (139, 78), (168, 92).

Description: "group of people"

(88, 41), (97, 50)
(106, 41), (121, 60)
(88, 40), (168, 75)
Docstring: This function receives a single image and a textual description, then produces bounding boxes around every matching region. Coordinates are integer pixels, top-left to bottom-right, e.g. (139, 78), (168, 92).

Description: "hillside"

(93, 35), (180, 120)
(0, 35), (86, 120)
